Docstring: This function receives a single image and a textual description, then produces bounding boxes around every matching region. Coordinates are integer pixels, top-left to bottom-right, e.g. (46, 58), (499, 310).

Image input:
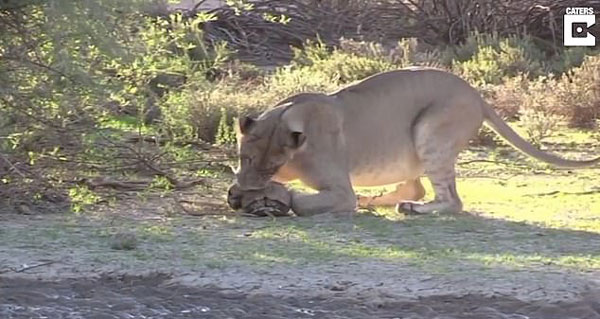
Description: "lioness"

(232, 68), (600, 216)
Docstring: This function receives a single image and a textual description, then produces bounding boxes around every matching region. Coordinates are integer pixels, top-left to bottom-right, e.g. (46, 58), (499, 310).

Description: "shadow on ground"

(227, 211), (600, 272)
(1, 274), (600, 319)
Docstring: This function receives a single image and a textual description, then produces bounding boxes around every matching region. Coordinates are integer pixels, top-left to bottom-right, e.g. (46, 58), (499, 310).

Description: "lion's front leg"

(291, 187), (357, 216)
(287, 150), (357, 216)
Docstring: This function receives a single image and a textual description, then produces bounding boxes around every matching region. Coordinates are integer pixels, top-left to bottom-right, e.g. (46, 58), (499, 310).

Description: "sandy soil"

(2, 209), (600, 318)
(2, 274), (600, 319)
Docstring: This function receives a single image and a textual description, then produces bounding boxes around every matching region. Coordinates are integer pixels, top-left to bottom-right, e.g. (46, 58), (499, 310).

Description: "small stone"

(17, 204), (34, 215)
(110, 231), (138, 250)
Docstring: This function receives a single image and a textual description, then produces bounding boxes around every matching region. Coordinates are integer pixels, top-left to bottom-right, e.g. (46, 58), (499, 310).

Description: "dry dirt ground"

(2, 274), (600, 319)
(1, 208), (600, 319)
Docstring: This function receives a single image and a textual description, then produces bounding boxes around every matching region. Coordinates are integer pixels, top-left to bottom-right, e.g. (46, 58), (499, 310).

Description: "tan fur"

(234, 68), (600, 216)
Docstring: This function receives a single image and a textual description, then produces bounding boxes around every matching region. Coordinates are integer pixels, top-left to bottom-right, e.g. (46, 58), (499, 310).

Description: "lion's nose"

(235, 173), (268, 191)
(226, 185), (243, 210)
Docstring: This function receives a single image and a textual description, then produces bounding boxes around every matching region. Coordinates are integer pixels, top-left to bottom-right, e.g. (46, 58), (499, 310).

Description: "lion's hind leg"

(358, 179), (425, 208)
(397, 101), (481, 215)
(396, 166), (462, 215)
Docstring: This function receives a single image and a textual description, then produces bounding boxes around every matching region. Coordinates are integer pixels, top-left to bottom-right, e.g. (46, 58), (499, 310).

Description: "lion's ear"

(289, 131), (306, 149)
(238, 116), (256, 134)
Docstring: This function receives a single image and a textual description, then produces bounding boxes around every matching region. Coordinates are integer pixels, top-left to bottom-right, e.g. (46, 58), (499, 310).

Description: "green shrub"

(452, 35), (545, 86)
(483, 53), (600, 141)
(548, 47), (591, 75)
(290, 40), (395, 84)
(267, 66), (339, 96)
(291, 38), (332, 68)
(453, 46), (504, 86)
(518, 76), (564, 144)
(215, 107), (237, 146)
(520, 107), (562, 146)
(338, 37), (440, 69)
(485, 75), (527, 119)
(553, 54), (600, 127)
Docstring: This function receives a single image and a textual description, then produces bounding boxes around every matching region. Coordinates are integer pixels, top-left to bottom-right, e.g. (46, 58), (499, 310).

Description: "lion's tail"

(482, 102), (600, 168)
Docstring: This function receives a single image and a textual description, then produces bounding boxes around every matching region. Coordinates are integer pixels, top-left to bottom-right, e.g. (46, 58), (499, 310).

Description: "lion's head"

(234, 104), (306, 191)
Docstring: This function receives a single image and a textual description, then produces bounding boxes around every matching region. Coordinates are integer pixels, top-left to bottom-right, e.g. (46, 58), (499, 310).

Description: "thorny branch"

(162, 0), (592, 66)
(95, 132), (207, 189)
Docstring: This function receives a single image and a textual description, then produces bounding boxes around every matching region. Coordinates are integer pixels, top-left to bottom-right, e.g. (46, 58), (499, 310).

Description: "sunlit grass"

(137, 223), (175, 242)
(465, 252), (600, 269)
(458, 173), (600, 232)
(99, 114), (156, 135)
(289, 128), (600, 233)
(233, 128), (600, 272)
(2, 129), (598, 278)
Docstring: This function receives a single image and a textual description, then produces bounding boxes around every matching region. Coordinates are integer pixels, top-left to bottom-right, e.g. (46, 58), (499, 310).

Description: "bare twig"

(175, 197), (231, 216)
(184, 0), (580, 65)
(81, 176), (204, 191)
(0, 261), (56, 274)
(95, 132), (206, 189)
(122, 135), (212, 149)
(0, 152), (26, 178)
(457, 159), (533, 169)
(2, 55), (77, 84)
(81, 177), (150, 191)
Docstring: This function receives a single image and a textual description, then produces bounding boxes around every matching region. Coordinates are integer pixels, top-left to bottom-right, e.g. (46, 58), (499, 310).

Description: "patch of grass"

(248, 128), (600, 272)
(98, 115), (159, 138)
(137, 224), (174, 242)
(452, 128), (600, 232)
(3, 126), (599, 278)
(465, 251), (600, 269)
(457, 173), (600, 231)
(68, 185), (101, 213)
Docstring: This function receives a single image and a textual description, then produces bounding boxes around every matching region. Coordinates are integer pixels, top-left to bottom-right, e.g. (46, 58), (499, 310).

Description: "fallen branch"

(525, 187), (600, 197)
(123, 134), (213, 150)
(80, 176), (205, 191)
(457, 159), (534, 169)
(0, 261), (56, 274)
(175, 197), (231, 216)
(96, 132), (207, 189)
(80, 177), (150, 191)
(0, 152), (26, 178)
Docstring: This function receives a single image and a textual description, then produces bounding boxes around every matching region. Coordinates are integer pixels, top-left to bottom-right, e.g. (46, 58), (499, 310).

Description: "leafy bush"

(110, 12), (231, 138)
(519, 76), (564, 144)
(441, 32), (501, 64)
(520, 108), (562, 146)
(291, 39), (394, 83)
(267, 66), (339, 96)
(547, 47), (591, 75)
(148, 34), (599, 146)
(451, 35), (545, 86)
(215, 107), (237, 146)
(552, 54), (600, 128)
(497, 54), (600, 130)
(486, 75), (528, 119)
